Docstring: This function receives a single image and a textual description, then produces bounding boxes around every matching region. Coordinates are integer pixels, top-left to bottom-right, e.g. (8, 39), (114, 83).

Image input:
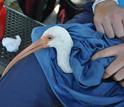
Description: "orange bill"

(2, 36), (48, 77)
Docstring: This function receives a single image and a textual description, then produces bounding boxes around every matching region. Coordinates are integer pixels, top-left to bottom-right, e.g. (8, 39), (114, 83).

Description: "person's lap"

(0, 54), (61, 107)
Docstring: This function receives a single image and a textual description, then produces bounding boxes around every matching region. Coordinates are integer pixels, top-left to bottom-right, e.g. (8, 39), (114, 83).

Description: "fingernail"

(120, 81), (124, 87)
(92, 55), (97, 61)
(103, 73), (110, 79)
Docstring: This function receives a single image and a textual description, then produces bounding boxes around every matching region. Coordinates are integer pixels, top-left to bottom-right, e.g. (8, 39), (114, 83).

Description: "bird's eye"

(48, 36), (53, 40)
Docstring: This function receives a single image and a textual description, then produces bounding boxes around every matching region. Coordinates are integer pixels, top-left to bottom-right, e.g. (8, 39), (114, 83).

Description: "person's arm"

(93, 0), (124, 38)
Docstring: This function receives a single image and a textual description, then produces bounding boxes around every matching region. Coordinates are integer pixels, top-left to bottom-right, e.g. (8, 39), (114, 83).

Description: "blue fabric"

(0, 54), (61, 107)
(31, 23), (124, 107)
(118, 0), (124, 8)
(66, 2), (93, 24)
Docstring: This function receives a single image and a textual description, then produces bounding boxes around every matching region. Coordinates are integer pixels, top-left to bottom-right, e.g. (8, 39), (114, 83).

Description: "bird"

(2, 26), (73, 77)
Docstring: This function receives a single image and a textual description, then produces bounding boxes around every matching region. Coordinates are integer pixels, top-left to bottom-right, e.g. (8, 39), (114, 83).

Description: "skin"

(94, 0), (124, 38)
(92, 0), (124, 87)
(92, 44), (124, 87)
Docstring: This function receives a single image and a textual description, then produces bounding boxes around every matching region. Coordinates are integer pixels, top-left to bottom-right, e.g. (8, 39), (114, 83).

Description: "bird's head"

(2, 26), (73, 76)
(41, 26), (73, 49)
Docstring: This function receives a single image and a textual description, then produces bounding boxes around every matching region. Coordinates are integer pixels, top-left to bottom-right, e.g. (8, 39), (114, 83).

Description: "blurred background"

(4, 0), (92, 24)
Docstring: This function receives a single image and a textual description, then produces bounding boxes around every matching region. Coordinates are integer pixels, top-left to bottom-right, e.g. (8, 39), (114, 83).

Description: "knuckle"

(111, 13), (120, 20)
(94, 17), (102, 24)
(103, 16), (109, 21)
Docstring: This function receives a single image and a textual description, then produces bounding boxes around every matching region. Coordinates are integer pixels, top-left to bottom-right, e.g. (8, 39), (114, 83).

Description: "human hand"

(92, 44), (124, 87)
(94, 0), (124, 38)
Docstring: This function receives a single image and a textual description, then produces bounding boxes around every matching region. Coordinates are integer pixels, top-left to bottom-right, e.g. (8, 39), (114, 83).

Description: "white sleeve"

(92, 0), (119, 13)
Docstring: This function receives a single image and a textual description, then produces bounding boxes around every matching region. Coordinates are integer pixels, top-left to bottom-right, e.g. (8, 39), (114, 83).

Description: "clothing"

(92, 0), (119, 12)
(92, 0), (124, 12)
(0, 54), (61, 107)
(66, 2), (93, 24)
(118, 0), (124, 7)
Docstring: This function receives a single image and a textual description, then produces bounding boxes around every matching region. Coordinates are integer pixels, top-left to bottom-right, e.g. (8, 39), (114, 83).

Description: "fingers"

(113, 67), (124, 81)
(92, 44), (124, 60)
(113, 67), (124, 87)
(92, 46), (118, 60)
(94, 2), (124, 39)
(104, 56), (124, 79)
(94, 18), (105, 34)
(112, 17), (124, 38)
(94, 16), (115, 38)
(102, 18), (115, 38)
(94, 17), (124, 38)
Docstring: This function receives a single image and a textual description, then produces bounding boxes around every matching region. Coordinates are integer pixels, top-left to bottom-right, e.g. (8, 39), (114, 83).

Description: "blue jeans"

(0, 54), (62, 107)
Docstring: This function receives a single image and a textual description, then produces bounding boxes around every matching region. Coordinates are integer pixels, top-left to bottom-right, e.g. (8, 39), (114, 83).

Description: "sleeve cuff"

(92, 0), (119, 13)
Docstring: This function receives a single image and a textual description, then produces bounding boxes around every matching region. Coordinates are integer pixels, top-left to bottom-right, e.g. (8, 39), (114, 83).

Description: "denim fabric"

(0, 54), (61, 107)
(31, 23), (124, 107)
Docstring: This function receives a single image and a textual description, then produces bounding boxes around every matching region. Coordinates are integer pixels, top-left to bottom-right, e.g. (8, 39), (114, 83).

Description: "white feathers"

(43, 26), (73, 73)
(2, 35), (21, 52)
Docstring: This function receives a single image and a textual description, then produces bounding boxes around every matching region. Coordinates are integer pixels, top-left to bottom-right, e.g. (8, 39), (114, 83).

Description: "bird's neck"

(56, 46), (72, 73)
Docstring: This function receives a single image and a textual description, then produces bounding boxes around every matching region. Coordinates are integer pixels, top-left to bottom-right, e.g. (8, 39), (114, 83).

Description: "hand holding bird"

(92, 43), (124, 87)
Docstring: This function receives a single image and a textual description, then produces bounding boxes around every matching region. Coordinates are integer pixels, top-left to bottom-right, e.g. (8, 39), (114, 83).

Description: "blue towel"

(31, 23), (124, 107)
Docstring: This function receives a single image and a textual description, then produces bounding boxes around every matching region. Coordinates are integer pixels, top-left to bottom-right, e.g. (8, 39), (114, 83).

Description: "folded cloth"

(31, 23), (124, 107)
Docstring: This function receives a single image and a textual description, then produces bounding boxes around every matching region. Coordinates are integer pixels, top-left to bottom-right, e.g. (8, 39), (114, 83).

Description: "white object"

(43, 26), (73, 73)
(2, 35), (21, 52)
(92, 0), (119, 12)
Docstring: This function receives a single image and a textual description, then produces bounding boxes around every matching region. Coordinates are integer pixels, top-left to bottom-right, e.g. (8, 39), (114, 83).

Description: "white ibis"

(2, 26), (73, 77)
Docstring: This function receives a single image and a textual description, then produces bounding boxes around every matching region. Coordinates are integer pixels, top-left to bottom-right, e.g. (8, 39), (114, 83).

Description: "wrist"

(92, 0), (119, 12)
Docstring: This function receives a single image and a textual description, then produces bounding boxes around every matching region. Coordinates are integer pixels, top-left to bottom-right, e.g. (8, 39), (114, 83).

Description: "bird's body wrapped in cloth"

(31, 23), (124, 107)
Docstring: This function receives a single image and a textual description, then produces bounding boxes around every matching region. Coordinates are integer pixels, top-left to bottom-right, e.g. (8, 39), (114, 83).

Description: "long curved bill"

(2, 36), (48, 77)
